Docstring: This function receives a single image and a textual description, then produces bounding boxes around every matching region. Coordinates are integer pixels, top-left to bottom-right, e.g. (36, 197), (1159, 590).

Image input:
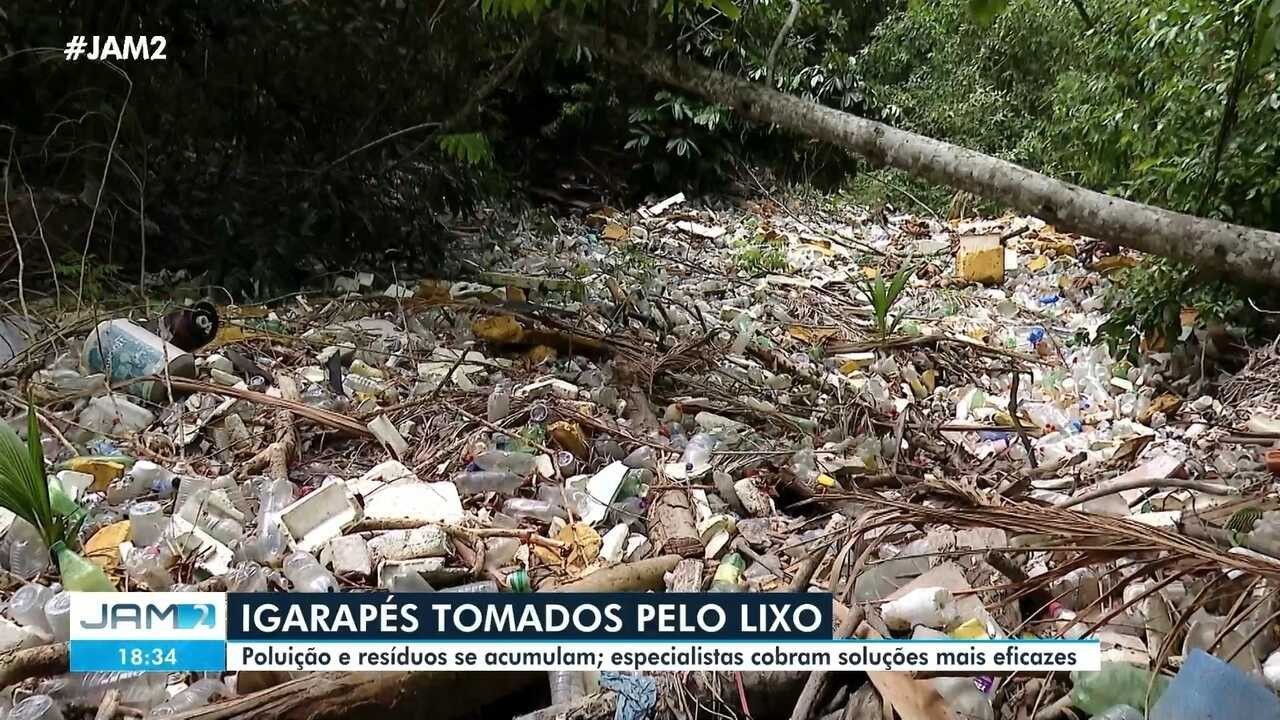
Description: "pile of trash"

(0, 188), (1278, 720)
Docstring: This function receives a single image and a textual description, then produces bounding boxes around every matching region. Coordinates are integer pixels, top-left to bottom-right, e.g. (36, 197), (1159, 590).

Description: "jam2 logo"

(80, 602), (216, 631)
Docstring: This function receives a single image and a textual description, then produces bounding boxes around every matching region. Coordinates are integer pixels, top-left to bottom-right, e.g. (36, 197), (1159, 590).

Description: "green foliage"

(54, 252), (122, 304)
(733, 232), (789, 275)
(1246, 0), (1280, 74)
(860, 267), (913, 337)
(1099, 258), (1245, 356)
(0, 404), (77, 552)
(968, 0), (1011, 25)
(856, 0), (1280, 228)
(438, 133), (495, 167)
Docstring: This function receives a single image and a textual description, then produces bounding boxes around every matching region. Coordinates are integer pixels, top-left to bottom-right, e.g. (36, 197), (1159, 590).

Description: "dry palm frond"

(834, 489), (1280, 580)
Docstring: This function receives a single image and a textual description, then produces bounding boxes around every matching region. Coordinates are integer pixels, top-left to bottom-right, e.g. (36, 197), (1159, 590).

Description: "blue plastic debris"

(600, 671), (658, 720)
(1067, 419), (1084, 434)
(1039, 294), (1060, 304)
(1028, 327), (1046, 346)
(1151, 649), (1280, 720)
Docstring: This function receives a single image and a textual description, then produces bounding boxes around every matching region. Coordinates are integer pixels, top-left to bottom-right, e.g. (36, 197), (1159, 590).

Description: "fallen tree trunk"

(549, 17), (1280, 285)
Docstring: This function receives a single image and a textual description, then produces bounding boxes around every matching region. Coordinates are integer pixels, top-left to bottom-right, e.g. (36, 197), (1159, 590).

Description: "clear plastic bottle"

(709, 553), (746, 592)
(242, 478), (294, 566)
(441, 580), (499, 593)
(130, 460), (177, 495)
(124, 544), (174, 590)
(450, 470), (523, 495)
(173, 476), (213, 518)
(129, 501), (168, 547)
(932, 676), (994, 720)
(487, 385), (511, 422)
(473, 450), (538, 476)
(548, 670), (586, 705)
(147, 678), (226, 717)
(10, 583), (55, 635)
(680, 433), (718, 475)
(44, 591), (71, 641)
(1069, 664), (1169, 715)
(224, 562), (269, 592)
(501, 498), (565, 523)
(10, 694), (63, 720)
(623, 446), (656, 470)
(282, 551), (337, 592)
(381, 565), (433, 591)
(43, 671), (167, 709)
(483, 538), (521, 571)
(9, 518), (51, 579)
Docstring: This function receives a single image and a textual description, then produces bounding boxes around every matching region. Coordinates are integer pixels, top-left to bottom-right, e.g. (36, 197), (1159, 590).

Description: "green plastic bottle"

(53, 542), (115, 592)
(1070, 664), (1169, 715)
(709, 553), (746, 592)
(507, 569), (531, 593)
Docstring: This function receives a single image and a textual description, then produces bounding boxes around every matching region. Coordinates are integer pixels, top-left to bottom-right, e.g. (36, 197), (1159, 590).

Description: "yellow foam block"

(957, 235), (1004, 285)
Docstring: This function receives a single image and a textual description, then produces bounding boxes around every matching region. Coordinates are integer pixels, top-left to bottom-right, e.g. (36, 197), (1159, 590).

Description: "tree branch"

(766, 0), (802, 84)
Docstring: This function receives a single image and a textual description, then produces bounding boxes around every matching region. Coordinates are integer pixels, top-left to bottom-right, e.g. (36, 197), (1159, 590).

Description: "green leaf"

(1244, 0), (1280, 76)
(710, 0), (741, 20)
(437, 133), (493, 167)
(968, 0), (1009, 26)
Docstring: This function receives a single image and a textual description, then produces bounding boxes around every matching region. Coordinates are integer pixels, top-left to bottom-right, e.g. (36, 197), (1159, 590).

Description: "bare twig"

(1055, 478), (1238, 510)
(78, 61), (132, 310)
(1008, 370), (1038, 469)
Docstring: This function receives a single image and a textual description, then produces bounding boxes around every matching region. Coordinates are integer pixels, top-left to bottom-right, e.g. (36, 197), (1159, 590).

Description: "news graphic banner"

(70, 592), (1101, 673)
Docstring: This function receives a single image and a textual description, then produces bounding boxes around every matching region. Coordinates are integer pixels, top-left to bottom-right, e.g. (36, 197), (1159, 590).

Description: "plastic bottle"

(501, 498), (565, 523)
(931, 676), (994, 720)
(174, 476), (213, 517)
(129, 501), (168, 547)
(8, 518), (51, 579)
(124, 543), (174, 590)
(43, 671), (168, 709)
(381, 565), (434, 592)
(709, 553), (746, 592)
(10, 583), (55, 635)
(507, 569), (531, 593)
(10, 694), (63, 720)
(53, 542), (114, 592)
(147, 678), (226, 717)
(623, 446), (656, 470)
(242, 478), (294, 566)
(283, 551), (337, 592)
(1094, 706), (1143, 720)
(131, 460), (177, 495)
(441, 580), (499, 593)
(46, 480), (82, 523)
(1069, 664), (1169, 715)
(487, 385), (511, 422)
(44, 591), (71, 641)
(680, 433), (718, 476)
(450, 470), (523, 495)
(483, 538), (521, 571)
(474, 450), (538, 476)
(548, 670), (586, 705)
(225, 562), (269, 592)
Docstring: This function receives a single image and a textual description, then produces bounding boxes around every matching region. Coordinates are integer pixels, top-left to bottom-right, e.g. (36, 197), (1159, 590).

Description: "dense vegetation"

(2, 0), (1277, 341)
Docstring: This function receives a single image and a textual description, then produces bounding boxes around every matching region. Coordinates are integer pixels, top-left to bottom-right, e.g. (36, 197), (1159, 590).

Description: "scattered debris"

(1, 194), (1277, 719)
